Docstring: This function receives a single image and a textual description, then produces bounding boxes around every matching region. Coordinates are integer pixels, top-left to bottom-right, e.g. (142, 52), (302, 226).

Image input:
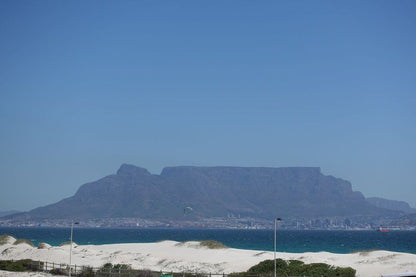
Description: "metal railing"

(25, 260), (313, 277)
(27, 260), (230, 277)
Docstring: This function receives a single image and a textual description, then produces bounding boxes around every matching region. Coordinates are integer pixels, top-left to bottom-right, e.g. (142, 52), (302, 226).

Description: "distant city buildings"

(1, 216), (415, 230)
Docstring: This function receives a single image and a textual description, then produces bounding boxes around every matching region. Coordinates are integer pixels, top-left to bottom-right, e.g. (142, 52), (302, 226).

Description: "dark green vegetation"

(0, 261), (154, 276)
(236, 258), (356, 277)
(84, 263), (156, 277)
(90, 260), (356, 277)
(0, 259), (43, 272)
(0, 259), (356, 277)
(175, 240), (228, 249)
(6, 164), (399, 222)
(199, 240), (228, 249)
(101, 263), (132, 271)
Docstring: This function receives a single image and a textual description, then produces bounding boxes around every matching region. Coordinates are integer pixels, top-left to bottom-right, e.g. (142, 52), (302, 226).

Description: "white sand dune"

(1, 239), (416, 277)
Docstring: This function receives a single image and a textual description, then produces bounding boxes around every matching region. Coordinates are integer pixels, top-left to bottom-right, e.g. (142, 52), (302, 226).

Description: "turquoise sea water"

(1, 228), (415, 254)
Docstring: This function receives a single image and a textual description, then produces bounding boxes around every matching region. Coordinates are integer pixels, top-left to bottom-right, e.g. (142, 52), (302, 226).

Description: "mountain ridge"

(366, 197), (416, 214)
(3, 164), (402, 222)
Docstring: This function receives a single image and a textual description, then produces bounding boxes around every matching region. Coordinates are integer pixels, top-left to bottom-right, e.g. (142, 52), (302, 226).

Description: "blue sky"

(1, 1), (415, 211)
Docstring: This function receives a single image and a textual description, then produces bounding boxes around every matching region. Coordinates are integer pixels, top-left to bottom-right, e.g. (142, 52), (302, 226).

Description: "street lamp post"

(69, 221), (79, 277)
(274, 218), (282, 277)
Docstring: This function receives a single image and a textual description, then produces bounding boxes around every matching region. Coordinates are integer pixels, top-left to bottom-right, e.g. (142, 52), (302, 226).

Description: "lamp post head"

(276, 218), (282, 221)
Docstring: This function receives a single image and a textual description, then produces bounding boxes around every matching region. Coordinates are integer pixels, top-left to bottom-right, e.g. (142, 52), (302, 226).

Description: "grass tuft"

(199, 240), (228, 249)
(350, 249), (377, 256)
(13, 239), (34, 247)
(59, 241), (77, 246)
(0, 234), (15, 245)
(37, 242), (51, 249)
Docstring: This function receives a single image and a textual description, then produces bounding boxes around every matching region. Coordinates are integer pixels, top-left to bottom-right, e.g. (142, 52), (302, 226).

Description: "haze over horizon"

(1, 1), (415, 211)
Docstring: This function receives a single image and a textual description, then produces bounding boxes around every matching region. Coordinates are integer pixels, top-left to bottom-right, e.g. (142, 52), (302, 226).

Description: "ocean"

(1, 228), (415, 254)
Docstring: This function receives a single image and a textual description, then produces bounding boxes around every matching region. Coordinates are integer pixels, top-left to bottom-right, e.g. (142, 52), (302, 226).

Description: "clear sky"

(0, 0), (415, 211)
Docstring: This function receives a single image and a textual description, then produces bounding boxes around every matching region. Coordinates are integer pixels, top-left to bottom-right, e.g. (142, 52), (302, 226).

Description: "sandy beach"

(1, 236), (416, 277)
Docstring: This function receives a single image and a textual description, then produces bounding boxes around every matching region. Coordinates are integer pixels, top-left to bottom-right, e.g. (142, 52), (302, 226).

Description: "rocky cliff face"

(7, 164), (395, 220)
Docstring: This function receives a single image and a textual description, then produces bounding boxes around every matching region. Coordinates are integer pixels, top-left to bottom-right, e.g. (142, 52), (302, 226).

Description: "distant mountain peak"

(116, 164), (151, 176)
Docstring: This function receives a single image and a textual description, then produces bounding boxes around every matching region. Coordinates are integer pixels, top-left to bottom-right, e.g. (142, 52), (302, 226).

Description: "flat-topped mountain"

(6, 164), (398, 221)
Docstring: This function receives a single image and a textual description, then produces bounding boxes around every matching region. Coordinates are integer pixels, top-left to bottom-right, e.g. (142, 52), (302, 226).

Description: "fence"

(28, 260), (95, 275)
(0, 259), (318, 277)
(27, 260), (240, 277)
(24, 260), (316, 277)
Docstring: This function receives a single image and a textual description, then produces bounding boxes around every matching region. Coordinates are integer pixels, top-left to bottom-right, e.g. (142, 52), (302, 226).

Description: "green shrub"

(0, 259), (34, 272)
(100, 263), (131, 271)
(247, 259), (356, 277)
(78, 266), (95, 277)
(95, 263), (140, 277)
(332, 266), (357, 277)
(49, 268), (67, 275)
(113, 264), (131, 270)
(248, 258), (287, 274)
(101, 263), (113, 269)
(287, 259), (304, 267)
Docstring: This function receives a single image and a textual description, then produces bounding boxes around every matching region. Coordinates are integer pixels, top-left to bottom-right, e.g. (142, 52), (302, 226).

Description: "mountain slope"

(367, 197), (416, 214)
(6, 164), (395, 221)
(0, 210), (20, 217)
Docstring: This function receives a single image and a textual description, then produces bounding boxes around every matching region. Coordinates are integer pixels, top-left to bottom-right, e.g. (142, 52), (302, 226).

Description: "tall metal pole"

(69, 221), (79, 277)
(274, 218), (277, 277)
(69, 221), (74, 277)
(274, 218), (282, 277)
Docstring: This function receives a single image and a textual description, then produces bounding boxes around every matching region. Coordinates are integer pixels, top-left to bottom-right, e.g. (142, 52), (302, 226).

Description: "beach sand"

(1, 236), (416, 277)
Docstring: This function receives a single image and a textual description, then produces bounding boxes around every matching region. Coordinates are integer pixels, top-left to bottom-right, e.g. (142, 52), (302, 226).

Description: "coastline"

(1, 237), (416, 277)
